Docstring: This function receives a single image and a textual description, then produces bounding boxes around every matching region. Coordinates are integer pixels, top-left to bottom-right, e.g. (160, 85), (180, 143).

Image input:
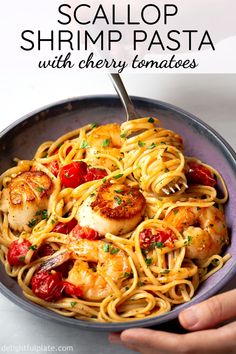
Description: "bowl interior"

(0, 95), (236, 331)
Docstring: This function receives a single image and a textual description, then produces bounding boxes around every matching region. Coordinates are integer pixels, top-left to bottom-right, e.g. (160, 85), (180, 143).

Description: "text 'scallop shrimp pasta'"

(0, 117), (230, 322)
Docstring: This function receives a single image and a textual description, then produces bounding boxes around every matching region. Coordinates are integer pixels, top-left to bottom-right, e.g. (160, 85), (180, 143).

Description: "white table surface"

(0, 73), (236, 354)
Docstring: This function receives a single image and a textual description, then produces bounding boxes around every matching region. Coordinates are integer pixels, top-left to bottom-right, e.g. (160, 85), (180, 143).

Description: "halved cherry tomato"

(63, 281), (83, 297)
(139, 229), (176, 250)
(53, 218), (77, 234)
(53, 146), (72, 156)
(155, 230), (176, 249)
(139, 229), (153, 250)
(37, 243), (55, 257)
(84, 167), (108, 182)
(56, 260), (73, 278)
(31, 271), (63, 301)
(8, 240), (31, 266)
(186, 162), (216, 187)
(72, 225), (101, 240)
(46, 160), (60, 177)
(59, 161), (87, 188)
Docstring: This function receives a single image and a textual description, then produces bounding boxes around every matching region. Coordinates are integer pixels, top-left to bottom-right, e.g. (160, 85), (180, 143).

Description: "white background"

(0, 73), (236, 354)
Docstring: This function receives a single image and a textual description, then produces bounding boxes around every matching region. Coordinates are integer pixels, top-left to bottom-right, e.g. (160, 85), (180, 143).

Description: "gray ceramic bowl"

(0, 95), (236, 331)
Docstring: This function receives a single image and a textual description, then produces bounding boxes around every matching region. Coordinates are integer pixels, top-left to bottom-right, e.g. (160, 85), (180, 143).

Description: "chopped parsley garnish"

(149, 241), (164, 250)
(110, 247), (119, 255)
(126, 198), (132, 205)
(148, 143), (157, 149)
(165, 168), (170, 172)
(120, 131), (127, 138)
(138, 141), (146, 147)
(123, 272), (130, 278)
(145, 258), (152, 266)
(102, 178), (107, 183)
(184, 236), (192, 245)
(36, 186), (45, 193)
(71, 301), (77, 307)
(18, 256), (25, 262)
(148, 117), (154, 123)
(160, 269), (170, 274)
(51, 219), (56, 225)
(197, 207), (201, 211)
(141, 248), (148, 257)
(113, 173), (123, 179)
(28, 245), (37, 251)
(28, 219), (37, 228)
(102, 138), (110, 147)
(114, 195), (122, 205)
(138, 281), (145, 286)
(173, 209), (179, 215)
(155, 241), (164, 249)
(90, 193), (95, 197)
(103, 244), (110, 253)
(164, 147), (168, 152)
(125, 286), (129, 291)
(90, 123), (98, 129)
(114, 189), (123, 194)
(36, 209), (48, 220)
(212, 259), (220, 267)
(81, 140), (89, 149)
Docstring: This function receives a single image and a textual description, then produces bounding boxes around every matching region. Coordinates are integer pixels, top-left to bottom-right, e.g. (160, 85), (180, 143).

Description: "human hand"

(109, 289), (236, 354)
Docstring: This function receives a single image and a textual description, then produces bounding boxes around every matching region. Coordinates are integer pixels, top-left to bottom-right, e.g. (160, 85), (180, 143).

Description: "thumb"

(179, 289), (236, 331)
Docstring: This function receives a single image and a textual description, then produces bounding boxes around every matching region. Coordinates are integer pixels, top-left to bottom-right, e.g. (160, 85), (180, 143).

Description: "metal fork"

(109, 73), (188, 195)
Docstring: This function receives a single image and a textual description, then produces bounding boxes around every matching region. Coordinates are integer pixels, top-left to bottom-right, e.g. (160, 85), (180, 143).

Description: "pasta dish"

(0, 117), (230, 322)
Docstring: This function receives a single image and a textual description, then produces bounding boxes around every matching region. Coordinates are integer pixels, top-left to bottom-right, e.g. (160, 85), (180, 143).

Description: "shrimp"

(86, 123), (122, 171)
(41, 239), (131, 301)
(164, 206), (228, 264)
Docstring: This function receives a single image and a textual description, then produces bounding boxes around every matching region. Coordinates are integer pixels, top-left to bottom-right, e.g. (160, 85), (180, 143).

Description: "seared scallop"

(77, 181), (146, 235)
(0, 171), (53, 232)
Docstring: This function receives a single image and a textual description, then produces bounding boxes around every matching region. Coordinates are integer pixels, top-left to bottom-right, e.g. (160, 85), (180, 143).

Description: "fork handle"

(109, 73), (138, 120)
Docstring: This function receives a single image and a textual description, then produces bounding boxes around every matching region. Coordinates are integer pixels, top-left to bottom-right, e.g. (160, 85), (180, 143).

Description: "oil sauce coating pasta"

(0, 117), (230, 322)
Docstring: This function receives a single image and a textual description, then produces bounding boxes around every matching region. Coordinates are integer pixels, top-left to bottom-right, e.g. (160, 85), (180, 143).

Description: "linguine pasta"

(0, 117), (230, 322)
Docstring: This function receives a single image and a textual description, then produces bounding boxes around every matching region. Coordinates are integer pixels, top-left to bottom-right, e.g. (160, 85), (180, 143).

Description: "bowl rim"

(0, 94), (236, 331)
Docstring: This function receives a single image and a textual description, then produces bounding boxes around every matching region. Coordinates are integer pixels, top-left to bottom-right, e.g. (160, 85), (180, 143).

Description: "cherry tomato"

(72, 225), (100, 240)
(139, 229), (153, 250)
(66, 146), (72, 155)
(59, 161), (87, 188)
(63, 281), (83, 297)
(154, 230), (176, 249)
(53, 218), (77, 234)
(56, 260), (73, 278)
(186, 162), (216, 187)
(31, 271), (63, 301)
(84, 168), (108, 182)
(46, 160), (60, 177)
(37, 243), (55, 257)
(139, 229), (176, 250)
(8, 240), (32, 266)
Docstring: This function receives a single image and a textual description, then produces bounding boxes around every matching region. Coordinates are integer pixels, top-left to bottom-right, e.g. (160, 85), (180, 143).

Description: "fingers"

(109, 322), (236, 354)
(179, 289), (236, 331)
(110, 328), (182, 354)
